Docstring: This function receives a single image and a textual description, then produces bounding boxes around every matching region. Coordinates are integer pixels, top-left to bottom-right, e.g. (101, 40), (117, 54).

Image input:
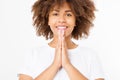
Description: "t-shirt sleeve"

(90, 52), (105, 80)
(17, 49), (34, 78)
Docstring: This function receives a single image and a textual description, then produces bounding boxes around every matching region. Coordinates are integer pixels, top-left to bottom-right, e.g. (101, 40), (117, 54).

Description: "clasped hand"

(53, 30), (70, 69)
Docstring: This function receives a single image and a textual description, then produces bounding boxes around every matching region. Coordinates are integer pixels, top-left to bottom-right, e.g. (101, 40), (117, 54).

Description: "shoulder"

(76, 45), (98, 57)
(23, 44), (50, 56)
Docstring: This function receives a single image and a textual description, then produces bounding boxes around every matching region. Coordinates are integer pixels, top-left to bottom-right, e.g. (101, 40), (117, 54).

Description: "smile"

(56, 26), (68, 30)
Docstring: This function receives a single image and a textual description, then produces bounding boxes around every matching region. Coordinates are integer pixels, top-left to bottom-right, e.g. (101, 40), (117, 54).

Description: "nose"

(58, 15), (66, 23)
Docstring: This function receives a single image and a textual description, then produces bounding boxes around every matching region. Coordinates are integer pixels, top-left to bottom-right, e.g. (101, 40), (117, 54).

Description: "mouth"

(56, 26), (68, 30)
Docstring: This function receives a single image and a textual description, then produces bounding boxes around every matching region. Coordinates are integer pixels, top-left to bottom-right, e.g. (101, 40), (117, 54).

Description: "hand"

(61, 30), (70, 68)
(53, 30), (62, 69)
(53, 29), (70, 69)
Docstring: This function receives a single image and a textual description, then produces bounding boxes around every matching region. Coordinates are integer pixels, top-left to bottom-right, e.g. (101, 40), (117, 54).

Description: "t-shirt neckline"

(47, 43), (79, 51)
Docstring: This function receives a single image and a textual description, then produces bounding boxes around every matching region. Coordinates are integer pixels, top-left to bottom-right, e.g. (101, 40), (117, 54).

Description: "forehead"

(50, 2), (72, 11)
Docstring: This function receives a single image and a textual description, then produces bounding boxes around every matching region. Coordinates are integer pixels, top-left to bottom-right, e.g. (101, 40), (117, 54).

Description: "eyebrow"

(53, 9), (72, 12)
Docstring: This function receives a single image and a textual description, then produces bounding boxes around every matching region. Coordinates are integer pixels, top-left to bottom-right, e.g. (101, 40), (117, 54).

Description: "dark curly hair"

(32, 0), (96, 40)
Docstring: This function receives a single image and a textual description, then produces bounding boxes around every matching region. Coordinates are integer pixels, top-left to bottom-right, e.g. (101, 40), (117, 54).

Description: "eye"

(66, 13), (72, 17)
(52, 13), (59, 16)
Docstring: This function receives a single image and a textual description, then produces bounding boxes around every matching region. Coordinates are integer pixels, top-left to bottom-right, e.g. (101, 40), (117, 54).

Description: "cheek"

(48, 19), (57, 34)
(48, 17), (57, 26)
(67, 18), (76, 26)
(48, 18), (51, 26)
(48, 17), (53, 26)
(65, 27), (74, 36)
(73, 19), (76, 26)
(70, 27), (75, 33)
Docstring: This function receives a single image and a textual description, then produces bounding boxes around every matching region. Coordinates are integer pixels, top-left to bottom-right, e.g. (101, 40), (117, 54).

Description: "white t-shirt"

(18, 44), (104, 80)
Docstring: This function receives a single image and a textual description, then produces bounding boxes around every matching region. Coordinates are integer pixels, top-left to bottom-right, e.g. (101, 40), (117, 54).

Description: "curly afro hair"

(32, 0), (96, 40)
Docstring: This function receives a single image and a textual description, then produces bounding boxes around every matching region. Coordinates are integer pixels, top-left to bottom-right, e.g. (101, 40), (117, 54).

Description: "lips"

(57, 26), (67, 30)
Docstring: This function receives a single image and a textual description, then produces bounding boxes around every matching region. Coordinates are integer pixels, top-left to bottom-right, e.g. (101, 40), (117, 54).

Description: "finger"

(58, 30), (62, 49)
(62, 36), (66, 53)
(61, 30), (66, 47)
(54, 30), (62, 66)
(61, 30), (67, 54)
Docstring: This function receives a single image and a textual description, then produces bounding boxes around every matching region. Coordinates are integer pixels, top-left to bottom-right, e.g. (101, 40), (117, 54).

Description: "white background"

(0, 0), (120, 80)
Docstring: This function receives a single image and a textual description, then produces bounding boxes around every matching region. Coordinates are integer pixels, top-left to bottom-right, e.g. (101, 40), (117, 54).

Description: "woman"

(18, 0), (105, 80)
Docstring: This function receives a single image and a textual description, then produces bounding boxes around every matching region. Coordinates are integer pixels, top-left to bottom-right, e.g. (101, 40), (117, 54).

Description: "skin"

(19, 2), (104, 80)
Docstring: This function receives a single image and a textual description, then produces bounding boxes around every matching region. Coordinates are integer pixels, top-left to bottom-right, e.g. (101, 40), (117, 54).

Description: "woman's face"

(48, 2), (76, 38)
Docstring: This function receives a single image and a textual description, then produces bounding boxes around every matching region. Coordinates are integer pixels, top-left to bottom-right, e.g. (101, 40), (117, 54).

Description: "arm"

(19, 74), (33, 80)
(33, 40), (62, 80)
(62, 47), (104, 80)
(62, 51), (104, 80)
(34, 63), (59, 80)
(60, 36), (87, 80)
(19, 63), (59, 80)
(61, 35), (104, 80)
(60, 30), (88, 80)
(64, 63), (88, 80)
(19, 35), (62, 80)
(34, 35), (63, 80)
(63, 60), (104, 80)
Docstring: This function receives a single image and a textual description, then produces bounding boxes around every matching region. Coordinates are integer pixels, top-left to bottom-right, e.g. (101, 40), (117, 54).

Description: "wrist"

(63, 62), (71, 69)
(52, 62), (61, 70)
